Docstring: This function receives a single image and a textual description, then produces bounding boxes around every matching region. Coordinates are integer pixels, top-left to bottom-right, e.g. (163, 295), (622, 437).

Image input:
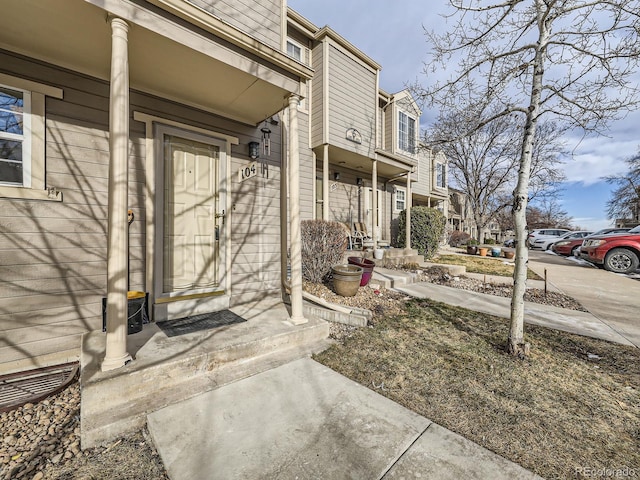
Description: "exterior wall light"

(356, 177), (363, 186)
(248, 141), (260, 159)
(334, 172), (340, 181)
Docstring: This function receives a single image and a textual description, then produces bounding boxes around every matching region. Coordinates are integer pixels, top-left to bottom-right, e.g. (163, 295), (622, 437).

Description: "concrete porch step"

(80, 302), (330, 449)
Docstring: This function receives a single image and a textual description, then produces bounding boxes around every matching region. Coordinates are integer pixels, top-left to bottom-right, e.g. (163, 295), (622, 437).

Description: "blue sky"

(288, 0), (640, 231)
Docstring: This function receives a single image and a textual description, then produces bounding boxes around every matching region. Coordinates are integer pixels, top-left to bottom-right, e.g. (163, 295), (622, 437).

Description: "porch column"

(371, 159), (378, 248)
(102, 17), (132, 371)
(288, 95), (307, 325)
(405, 171), (412, 250)
(322, 143), (329, 220)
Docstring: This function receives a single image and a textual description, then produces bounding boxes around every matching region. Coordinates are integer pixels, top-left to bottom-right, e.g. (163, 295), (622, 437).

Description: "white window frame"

(394, 187), (406, 212)
(286, 38), (304, 63)
(436, 162), (446, 189)
(0, 85), (31, 187)
(0, 73), (63, 201)
(398, 111), (416, 154)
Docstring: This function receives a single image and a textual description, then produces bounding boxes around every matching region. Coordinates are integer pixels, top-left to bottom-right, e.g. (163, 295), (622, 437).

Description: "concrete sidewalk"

(397, 282), (635, 346)
(148, 358), (541, 480)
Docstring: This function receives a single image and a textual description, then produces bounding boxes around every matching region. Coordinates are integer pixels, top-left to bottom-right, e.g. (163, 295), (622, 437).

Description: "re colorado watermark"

(575, 466), (637, 478)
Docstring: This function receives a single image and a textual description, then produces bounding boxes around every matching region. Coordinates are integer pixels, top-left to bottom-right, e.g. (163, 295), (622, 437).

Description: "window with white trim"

(395, 187), (406, 211)
(0, 74), (63, 201)
(286, 39), (303, 62)
(398, 111), (416, 153)
(436, 162), (446, 188)
(0, 86), (30, 187)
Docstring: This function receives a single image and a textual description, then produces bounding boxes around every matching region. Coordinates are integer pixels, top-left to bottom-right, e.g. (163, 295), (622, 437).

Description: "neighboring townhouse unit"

(0, 0), (314, 373)
(286, 11), (448, 248)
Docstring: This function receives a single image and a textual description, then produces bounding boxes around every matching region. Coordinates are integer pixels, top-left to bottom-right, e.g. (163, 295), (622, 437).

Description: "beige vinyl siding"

(298, 111), (314, 220)
(412, 150), (433, 198)
(186, 0), (283, 50)
(310, 42), (324, 147)
(327, 45), (376, 154)
(384, 104), (393, 154)
(0, 50), (285, 369)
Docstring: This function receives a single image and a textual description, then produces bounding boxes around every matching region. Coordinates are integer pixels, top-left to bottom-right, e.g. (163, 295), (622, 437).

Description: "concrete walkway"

(527, 251), (640, 347)
(397, 283), (635, 346)
(148, 358), (541, 480)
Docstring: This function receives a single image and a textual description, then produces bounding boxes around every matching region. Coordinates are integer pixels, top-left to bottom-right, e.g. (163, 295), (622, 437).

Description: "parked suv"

(580, 225), (640, 274)
(576, 227), (631, 260)
(527, 229), (570, 248)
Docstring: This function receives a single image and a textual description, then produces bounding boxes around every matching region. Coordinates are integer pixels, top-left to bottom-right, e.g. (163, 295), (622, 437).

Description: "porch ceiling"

(0, 0), (306, 125)
(326, 145), (414, 179)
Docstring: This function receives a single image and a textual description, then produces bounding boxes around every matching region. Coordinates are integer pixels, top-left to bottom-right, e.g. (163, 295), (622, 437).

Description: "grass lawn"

(315, 299), (640, 479)
(431, 253), (543, 280)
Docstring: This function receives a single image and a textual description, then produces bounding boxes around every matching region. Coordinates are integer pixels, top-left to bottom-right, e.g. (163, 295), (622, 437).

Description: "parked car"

(576, 227), (632, 260)
(547, 231), (593, 255)
(580, 225), (640, 273)
(503, 238), (515, 247)
(527, 228), (571, 249)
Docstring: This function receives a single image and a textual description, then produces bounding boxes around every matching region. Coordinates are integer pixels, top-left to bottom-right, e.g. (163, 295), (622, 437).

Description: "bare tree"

(416, 0), (640, 356)
(527, 199), (574, 229)
(428, 109), (566, 242)
(604, 149), (640, 224)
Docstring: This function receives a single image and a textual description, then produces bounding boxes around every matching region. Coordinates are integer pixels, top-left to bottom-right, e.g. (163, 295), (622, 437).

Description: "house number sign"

(238, 161), (258, 182)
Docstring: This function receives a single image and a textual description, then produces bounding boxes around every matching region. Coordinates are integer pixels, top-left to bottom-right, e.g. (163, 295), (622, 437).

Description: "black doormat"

(157, 310), (247, 337)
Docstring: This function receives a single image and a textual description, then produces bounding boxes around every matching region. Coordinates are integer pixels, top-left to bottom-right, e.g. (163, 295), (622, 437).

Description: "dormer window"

(398, 111), (415, 153)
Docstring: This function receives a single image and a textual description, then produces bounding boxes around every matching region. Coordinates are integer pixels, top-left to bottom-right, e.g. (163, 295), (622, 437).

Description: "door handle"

(215, 210), (226, 224)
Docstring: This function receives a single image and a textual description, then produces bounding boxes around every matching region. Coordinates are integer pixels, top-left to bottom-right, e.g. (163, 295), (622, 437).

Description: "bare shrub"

(448, 230), (470, 247)
(301, 220), (347, 283)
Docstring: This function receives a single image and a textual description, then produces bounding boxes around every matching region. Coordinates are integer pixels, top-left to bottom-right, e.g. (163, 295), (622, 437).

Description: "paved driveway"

(527, 251), (640, 347)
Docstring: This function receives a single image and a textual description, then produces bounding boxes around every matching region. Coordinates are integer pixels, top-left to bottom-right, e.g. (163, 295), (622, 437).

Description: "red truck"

(580, 225), (640, 274)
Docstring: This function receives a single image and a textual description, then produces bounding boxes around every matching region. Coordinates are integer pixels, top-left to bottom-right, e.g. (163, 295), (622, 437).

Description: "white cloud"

(561, 134), (638, 185)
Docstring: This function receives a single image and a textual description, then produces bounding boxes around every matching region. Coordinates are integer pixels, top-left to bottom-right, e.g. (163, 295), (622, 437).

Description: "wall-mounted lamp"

(333, 172), (340, 181)
(248, 141), (260, 159)
(356, 177), (363, 186)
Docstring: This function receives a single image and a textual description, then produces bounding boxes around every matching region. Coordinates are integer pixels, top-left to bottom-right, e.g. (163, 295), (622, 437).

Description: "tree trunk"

(508, 1), (548, 357)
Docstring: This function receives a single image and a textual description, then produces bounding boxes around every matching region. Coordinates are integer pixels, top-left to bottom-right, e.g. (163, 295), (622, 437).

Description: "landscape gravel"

(0, 381), (167, 480)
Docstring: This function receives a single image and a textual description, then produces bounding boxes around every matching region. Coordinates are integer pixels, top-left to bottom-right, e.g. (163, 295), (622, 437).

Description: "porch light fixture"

(333, 172), (340, 181)
(356, 177), (363, 186)
(248, 141), (260, 159)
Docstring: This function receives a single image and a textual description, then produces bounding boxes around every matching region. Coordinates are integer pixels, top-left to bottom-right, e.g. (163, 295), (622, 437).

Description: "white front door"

(364, 188), (383, 237)
(163, 134), (220, 293)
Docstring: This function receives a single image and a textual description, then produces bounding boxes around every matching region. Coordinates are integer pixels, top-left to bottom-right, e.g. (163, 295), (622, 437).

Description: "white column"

(288, 95), (307, 325)
(405, 171), (412, 250)
(371, 160), (378, 248)
(322, 143), (329, 221)
(102, 17), (132, 371)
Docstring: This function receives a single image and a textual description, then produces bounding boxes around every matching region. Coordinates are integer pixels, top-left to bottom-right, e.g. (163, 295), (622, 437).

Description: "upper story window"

(0, 85), (30, 187)
(0, 73), (63, 201)
(395, 187), (406, 211)
(286, 39), (303, 62)
(398, 111), (416, 154)
(436, 162), (446, 188)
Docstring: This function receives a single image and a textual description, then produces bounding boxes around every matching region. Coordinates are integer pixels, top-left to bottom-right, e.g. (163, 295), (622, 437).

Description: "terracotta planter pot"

(332, 264), (363, 297)
(504, 251), (515, 259)
(478, 247), (489, 257)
